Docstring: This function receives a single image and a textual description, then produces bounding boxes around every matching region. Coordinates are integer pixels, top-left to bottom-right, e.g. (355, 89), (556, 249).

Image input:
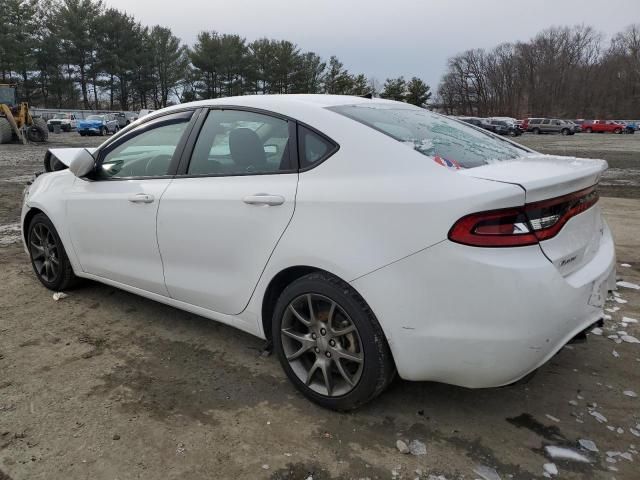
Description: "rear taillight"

(448, 186), (599, 247)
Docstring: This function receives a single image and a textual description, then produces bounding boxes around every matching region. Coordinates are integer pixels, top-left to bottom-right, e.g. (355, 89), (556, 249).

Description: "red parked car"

(582, 120), (624, 134)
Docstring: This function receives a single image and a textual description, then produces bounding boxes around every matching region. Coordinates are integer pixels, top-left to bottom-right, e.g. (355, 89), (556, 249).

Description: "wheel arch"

(261, 265), (320, 341)
(22, 207), (45, 244)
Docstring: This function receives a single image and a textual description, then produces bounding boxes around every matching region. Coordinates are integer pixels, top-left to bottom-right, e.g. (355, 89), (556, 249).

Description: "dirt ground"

(0, 132), (639, 480)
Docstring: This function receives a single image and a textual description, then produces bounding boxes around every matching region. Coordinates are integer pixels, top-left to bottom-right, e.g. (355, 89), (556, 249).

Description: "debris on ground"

(543, 462), (558, 477)
(621, 334), (640, 343)
(578, 439), (598, 452)
(545, 414), (560, 423)
(617, 280), (640, 290)
(408, 439), (426, 456)
(589, 410), (608, 423)
(473, 465), (501, 480)
(544, 445), (590, 463)
(620, 263), (631, 267)
(52, 292), (68, 301)
(590, 327), (603, 335)
(623, 390), (638, 397)
(396, 439), (409, 454)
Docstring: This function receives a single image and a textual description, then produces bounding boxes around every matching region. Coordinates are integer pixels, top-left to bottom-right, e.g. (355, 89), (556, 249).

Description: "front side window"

(329, 104), (529, 169)
(188, 110), (291, 175)
(97, 112), (192, 179)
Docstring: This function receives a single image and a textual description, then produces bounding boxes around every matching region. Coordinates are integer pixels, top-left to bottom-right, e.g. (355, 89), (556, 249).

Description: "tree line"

(436, 24), (640, 119)
(0, 0), (432, 111)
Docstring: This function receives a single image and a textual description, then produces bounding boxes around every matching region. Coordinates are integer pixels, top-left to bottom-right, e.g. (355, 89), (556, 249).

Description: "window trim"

(176, 106), (301, 178)
(92, 108), (200, 181)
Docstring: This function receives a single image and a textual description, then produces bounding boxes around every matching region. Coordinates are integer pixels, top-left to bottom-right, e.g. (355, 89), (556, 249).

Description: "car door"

(157, 108), (299, 315)
(66, 110), (196, 295)
(540, 119), (551, 132)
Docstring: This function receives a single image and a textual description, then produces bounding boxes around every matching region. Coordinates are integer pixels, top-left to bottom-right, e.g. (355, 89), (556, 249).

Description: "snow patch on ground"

(0, 223), (21, 246)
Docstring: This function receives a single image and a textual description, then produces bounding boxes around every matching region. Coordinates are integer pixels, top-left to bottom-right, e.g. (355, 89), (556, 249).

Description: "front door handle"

(243, 194), (285, 206)
(128, 193), (155, 204)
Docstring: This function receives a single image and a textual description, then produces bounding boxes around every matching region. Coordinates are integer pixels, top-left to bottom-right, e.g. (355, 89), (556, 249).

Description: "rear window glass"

(328, 104), (529, 168)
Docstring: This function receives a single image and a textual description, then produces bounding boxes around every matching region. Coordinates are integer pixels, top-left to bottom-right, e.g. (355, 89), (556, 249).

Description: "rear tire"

(585, 127), (592, 133)
(0, 117), (13, 144)
(532, 127), (540, 135)
(100, 126), (106, 136)
(27, 213), (78, 291)
(614, 128), (622, 134)
(272, 272), (395, 411)
(27, 118), (49, 143)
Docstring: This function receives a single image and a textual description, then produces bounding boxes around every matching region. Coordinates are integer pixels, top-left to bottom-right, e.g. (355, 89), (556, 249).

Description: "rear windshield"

(328, 104), (529, 168)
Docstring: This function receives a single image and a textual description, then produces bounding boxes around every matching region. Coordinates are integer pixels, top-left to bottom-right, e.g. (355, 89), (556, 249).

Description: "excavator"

(0, 83), (48, 144)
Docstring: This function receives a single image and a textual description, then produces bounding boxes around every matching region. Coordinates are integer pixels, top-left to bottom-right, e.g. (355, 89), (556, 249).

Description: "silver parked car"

(528, 118), (577, 135)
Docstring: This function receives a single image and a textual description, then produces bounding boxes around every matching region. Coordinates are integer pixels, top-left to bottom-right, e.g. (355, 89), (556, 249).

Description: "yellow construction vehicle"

(0, 83), (48, 144)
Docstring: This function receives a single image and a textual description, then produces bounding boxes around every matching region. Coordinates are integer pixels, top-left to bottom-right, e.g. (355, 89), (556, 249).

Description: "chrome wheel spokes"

(281, 293), (364, 397)
(30, 223), (59, 283)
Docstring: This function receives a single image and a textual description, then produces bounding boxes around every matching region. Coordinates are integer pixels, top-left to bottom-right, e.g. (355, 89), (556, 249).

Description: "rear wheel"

(585, 127), (592, 133)
(532, 127), (540, 135)
(27, 118), (48, 142)
(272, 272), (395, 411)
(0, 117), (13, 144)
(27, 213), (78, 291)
(100, 126), (106, 136)
(614, 128), (622, 134)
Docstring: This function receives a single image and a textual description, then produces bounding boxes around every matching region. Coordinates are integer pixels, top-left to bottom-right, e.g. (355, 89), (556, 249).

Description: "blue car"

(77, 114), (119, 136)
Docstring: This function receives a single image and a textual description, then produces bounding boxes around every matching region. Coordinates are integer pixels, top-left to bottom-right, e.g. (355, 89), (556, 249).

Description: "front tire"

(272, 272), (395, 411)
(27, 213), (78, 291)
(532, 127), (540, 135)
(100, 126), (106, 136)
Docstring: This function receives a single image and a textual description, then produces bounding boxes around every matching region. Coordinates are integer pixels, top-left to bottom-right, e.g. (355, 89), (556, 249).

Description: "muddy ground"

(0, 132), (639, 480)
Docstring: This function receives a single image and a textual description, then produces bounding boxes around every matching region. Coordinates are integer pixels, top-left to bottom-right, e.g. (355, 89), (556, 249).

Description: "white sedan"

(22, 95), (616, 410)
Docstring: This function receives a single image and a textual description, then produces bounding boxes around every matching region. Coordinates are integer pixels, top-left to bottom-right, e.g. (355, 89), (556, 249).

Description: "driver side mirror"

(69, 149), (95, 178)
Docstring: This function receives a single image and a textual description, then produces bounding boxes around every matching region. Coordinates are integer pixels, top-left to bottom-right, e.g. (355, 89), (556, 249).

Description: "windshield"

(87, 115), (104, 121)
(53, 113), (68, 119)
(328, 104), (530, 168)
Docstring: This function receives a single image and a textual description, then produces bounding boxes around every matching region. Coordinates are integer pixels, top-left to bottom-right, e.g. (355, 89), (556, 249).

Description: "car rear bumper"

(351, 221), (616, 387)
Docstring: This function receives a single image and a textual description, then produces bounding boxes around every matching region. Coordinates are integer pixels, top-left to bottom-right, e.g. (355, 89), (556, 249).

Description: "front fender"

(22, 171), (83, 274)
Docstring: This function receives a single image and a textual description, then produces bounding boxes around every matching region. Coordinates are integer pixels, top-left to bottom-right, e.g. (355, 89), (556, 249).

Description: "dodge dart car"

(22, 95), (616, 410)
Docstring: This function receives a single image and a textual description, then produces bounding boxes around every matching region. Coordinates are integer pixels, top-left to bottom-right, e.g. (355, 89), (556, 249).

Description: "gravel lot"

(0, 132), (639, 480)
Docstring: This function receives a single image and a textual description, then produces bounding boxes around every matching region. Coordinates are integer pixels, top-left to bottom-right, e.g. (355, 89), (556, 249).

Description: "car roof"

(169, 94), (399, 110)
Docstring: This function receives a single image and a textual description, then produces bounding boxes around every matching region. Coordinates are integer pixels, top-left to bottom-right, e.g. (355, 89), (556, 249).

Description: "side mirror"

(69, 149), (95, 178)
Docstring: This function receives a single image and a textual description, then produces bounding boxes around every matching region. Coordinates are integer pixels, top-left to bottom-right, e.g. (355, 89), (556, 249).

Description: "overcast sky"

(104, 0), (640, 89)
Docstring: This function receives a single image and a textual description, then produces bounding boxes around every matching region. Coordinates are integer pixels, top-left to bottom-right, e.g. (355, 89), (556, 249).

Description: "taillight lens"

(448, 186), (599, 247)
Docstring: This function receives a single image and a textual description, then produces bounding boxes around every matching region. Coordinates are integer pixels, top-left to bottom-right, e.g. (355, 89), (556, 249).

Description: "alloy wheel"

(29, 223), (60, 283)
(280, 293), (364, 397)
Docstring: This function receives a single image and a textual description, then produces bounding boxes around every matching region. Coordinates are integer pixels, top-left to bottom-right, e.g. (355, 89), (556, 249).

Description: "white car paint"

(22, 94), (616, 389)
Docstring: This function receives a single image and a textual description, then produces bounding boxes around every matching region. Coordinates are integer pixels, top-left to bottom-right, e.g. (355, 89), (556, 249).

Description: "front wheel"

(561, 128), (569, 136)
(100, 126), (106, 136)
(585, 127), (592, 133)
(27, 213), (78, 291)
(614, 128), (622, 134)
(532, 128), (540, 135)
(272, 272), (395, 411)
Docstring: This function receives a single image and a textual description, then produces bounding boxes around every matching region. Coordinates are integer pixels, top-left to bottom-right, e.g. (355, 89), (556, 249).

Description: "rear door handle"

(128, 193), (155, 204)
(243, 194), (285, 206)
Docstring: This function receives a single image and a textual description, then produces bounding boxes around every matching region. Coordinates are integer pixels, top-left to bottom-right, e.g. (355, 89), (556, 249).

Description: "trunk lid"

(460, 155), (608, 276)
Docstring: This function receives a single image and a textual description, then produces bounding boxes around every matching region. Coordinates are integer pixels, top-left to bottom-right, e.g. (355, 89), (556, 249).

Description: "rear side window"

(188, 110), (291, 176)
(298, 126), (338, 169)
(329, 104), (528, 169)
